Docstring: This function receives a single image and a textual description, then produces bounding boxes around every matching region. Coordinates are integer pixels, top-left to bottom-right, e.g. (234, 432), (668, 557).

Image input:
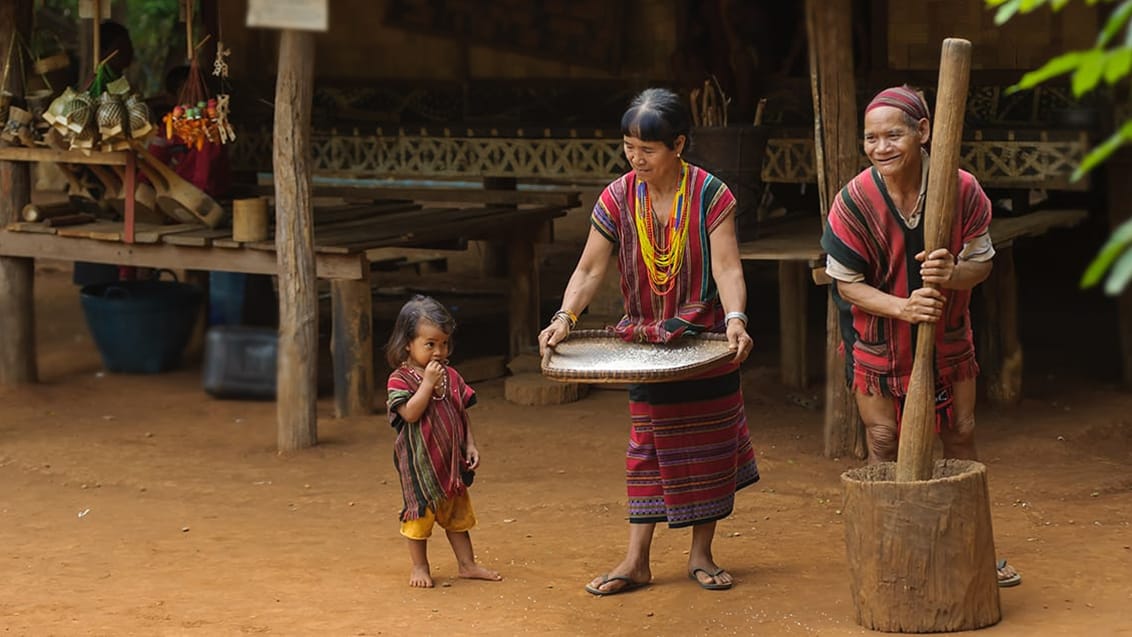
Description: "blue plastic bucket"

(80, 278), (203, 374)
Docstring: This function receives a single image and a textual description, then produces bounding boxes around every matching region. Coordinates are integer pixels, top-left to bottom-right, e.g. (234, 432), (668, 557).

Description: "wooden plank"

(317, 207), (555, 252)
(314, 201), (420, 224)
(738, 209), (1089, 265)
(987, 209), (1087, 243)
(134, 223), (204, 243)
(6, 221), (58, 234)
(251, 182), (583, 208)
(313, 204), (457, 239)
(0, 230), (366, 280)
(0, 146), (131, 166)
(55, 220), (123, 241)
(162, 227), (232, 247)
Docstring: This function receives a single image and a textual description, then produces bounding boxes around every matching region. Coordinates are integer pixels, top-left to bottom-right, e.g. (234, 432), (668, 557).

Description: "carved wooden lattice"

(233, 130), (625, 181)
(232, 129), (1089, 190)
(761, 131), (1090, 190)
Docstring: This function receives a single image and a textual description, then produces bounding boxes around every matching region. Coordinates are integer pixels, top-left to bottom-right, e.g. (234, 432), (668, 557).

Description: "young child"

(385, 295), (502, 588)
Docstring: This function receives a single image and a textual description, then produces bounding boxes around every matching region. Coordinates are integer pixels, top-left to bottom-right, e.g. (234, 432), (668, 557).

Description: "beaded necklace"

(634, 160), (690, 295)
(401, 362), (449, 401)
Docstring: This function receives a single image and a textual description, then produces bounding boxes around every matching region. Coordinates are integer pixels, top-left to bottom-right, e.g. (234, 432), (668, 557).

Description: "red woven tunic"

(821, 166), (992, 398)
(387, 366), (477, 521)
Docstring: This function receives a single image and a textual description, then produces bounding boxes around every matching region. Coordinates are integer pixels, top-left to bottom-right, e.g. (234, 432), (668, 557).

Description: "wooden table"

(737, 209), (1088, 404)
(0, 197), (571, 415)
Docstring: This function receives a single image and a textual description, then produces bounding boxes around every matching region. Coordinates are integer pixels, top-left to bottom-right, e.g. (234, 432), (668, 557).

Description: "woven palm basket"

(540, 330), (733, 384)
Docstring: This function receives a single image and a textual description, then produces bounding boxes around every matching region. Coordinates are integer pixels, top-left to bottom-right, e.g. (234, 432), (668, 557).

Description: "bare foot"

(458, 564), (502, 581)
(409, 565), (434, 588)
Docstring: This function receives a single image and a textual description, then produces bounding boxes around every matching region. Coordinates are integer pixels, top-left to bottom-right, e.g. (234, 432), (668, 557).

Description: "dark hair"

(384, 295), (457, 368)
(620, 88), (691, 151)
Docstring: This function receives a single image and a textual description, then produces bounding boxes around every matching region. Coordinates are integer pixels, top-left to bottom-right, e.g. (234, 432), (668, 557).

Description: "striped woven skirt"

(625, 366), (759, 528)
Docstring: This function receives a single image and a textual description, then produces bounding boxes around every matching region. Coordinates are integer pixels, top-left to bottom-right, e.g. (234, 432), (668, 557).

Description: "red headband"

(865, 86), (930, 122)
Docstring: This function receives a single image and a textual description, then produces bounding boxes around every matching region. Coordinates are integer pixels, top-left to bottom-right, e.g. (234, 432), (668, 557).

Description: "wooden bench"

(2, 194), (576, 415)
(737, 209), (1088, 405)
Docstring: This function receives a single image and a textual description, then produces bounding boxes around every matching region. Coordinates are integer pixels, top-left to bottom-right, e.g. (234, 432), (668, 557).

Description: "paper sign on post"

(246, 0), (329, 32)
(78, 0), (112, 20)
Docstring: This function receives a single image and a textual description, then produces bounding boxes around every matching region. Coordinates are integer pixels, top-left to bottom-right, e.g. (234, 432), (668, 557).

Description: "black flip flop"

(584, 574), (649, 596)
(689, 567), (733, 590)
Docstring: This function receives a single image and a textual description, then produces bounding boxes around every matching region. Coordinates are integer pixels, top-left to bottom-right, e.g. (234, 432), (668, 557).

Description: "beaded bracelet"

(724, 311), (748, 326)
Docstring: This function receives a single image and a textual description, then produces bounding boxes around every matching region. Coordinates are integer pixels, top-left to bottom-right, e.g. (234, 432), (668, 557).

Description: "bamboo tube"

(232, 196), (269, 242)
(22, 201), (78, 222)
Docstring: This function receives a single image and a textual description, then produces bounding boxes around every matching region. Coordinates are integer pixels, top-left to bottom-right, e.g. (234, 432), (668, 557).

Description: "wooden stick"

(44, 212), (95, 227)
(92, 0), (101, 75)
(895, 38), (972, 482)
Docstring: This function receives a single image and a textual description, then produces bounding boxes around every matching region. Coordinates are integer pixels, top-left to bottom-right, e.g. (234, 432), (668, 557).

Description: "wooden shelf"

(0, 146), (131, 166)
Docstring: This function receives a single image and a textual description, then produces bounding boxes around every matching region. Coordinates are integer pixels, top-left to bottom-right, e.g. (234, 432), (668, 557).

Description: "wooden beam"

(0, 232), (366, 280)
(331, 267), (374, 418)
(805, 0), (864, 459)
(0, 147), (131, 166)
(779, 261), (809, 388)
(506, 224), (542, 359)
(274, 29), (319, 453)
(0, 0), (37, 386)
(979, 245), (1022, 406)
(251, 182), (583, 208)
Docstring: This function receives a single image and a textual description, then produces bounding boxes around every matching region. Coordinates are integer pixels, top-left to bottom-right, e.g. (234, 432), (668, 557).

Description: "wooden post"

(480, 177), (515, 277)
(0, 0), (37, 386)
(123, 151), (136, 243)
(506, 225), (541, 358)
(979, 244), (1022, 405)
(896, 38), (972, 483)
(273, 30), (318, 452)
(183, 269), (210, 362)
(778, 261), (809, 387)
(331, 266), (374, 417)
(804, 0), (863, 459)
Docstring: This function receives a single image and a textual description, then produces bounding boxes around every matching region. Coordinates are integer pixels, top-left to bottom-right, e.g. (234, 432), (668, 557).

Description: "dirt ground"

(2, 260), (1131, 637)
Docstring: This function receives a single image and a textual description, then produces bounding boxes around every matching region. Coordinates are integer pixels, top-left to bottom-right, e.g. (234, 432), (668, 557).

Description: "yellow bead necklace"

(634, 160), (690, 295)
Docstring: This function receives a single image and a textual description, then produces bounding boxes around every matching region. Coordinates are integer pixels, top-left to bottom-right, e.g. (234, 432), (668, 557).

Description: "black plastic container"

(202, 326), (277, 399)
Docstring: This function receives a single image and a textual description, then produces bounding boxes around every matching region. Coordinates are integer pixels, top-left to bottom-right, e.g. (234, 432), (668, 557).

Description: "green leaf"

(1105, 249), (1132, 295)
(1007, 51), (1083, 94)
(1020, 0), (1047, 10)
(1081, 217), (1132, 288)
(1096, 0), (1132, 47)
(995, 0), (1023, 25)
(1072, 121), (1132, 181)
(1105, 48), (1132, 84)
(1051, 0), (1073, 9)
(1072, 49), (1107, 97)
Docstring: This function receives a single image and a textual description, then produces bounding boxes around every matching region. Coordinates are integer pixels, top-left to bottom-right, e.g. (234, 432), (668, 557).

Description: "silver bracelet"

(725, 311), (748, 326)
